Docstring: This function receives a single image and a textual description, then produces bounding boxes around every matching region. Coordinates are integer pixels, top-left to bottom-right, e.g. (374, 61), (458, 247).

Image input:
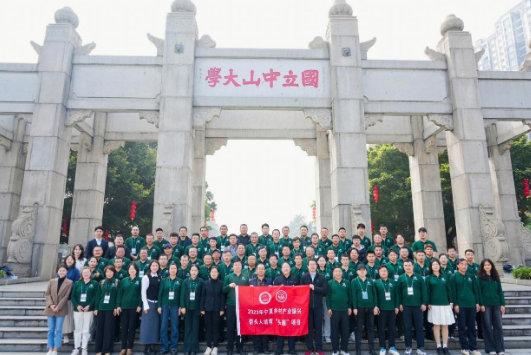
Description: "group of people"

(43, 223), (507, 355)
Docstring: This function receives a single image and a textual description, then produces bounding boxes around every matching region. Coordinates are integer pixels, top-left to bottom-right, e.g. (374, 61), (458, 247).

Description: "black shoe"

(436, 348), (444, 355)
(289, 351), (297, 355)
(443, 348), (451, 355)
(227, 351), (233, 355)
(253, 352), (259, 355)
(171, 351), (179, 355)
(192, 352), (197, 355)
(144, 345), (151, 355)
(369, 350), (377, 355)
(274, 352), (282, 355)
(264, 350), (270, 354)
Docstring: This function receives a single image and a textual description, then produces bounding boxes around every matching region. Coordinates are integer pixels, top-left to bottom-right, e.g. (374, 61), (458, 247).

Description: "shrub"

(512, 267), (531, 280)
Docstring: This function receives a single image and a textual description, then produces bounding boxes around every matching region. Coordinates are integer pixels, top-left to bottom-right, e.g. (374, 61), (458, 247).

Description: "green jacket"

(158, 276), (183, 307)
(466, 262), (480, 277)
(135, 259), (150, 277)
(185, 244), (204, 259)
(245, 243), (262, 257)
(341, 267), (357, 282)
(450, 272), (479, 308)
(425, 274), (452, 306)
(327, 245), (346, 259)
(113, 269), (128, 282)
(177, 266), (191, 280)
(327, 278), (351, 311)
(217, 263), (233, 280)
(477, 276), (505, 306)
(339, 238), (353, 251)
(319, 238), (332, 249)
(317, 267), (332, 281)
(279, 237), (293, 249)
(397, 273), (428, 307)
(108, 257), (131, 268)
(84, 257), (109, 270)
(222, 272), (249, 306)
(351, 277), (376, 308)
(145, 245), (161, 261)
(385, 261), (404, 282)
(413, 262), (430, 279)
(266, 267), (282, 280)
(360, 237), (371, 250)
(383, 236), (394, 250)
(391, 244), (413, 260)
(290, 266), (308, 283)
(154, 238), (170, 251)
(199, 265), (214, 281)
(117, 276), (142, 309)
(278, 257), (295, 268)
(411, 239), (437, 253)
(266, 241), (282, 258)
(374, 278), (398, 311)
(94, 278), (119, 311)
(72, 280), (98, 311)
(125, 236), (146, 256)
(366, 263), (380, 280)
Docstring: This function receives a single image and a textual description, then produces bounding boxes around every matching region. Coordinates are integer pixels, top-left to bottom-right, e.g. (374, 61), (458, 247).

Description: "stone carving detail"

(309, 36), (328, 50)
(393, 143), (414, 157)
(103, 141), (125, 154)
(160, 204), (174, 239)
(364, 114), (383, 130)
(171, 0), (197, 15)
(30, 41), (42, 55)
(360, 37), (377, 52)
(80, 132), (92, 152)
(197, 35), (216, 48)
(329, 0), (353, 18)
(139, 111), (160, 128)
(54, 7), (79, 29)
(521, 222), (531, 261)
(147, 33), (165, 56)
(440, 14), (464, 36)
(424, 47), (446, 61)
(0, 136), (11, 151)
(428, 114), (454, 131)
(475, 49), (485, 64)
(424, 135), (437, 153)
(70, 143), (79, 152)
(6, 203), (38, 264)
(294, 139), (317, 157)
(499, 140), (513, 155)
(304, 109), (332, 129)
(193, 107), (222, 128)
(520, 39), (531, 72)
(479, 204), (509, 264)
(65, 110), (93, 127)
(351, 205), (366, 232)
(206, 138), (228, 155)
(75, 42), (96, 55)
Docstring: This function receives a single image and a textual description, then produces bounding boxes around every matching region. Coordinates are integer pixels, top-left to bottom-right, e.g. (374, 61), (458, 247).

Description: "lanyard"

(406, 274), (415, 288)
(357, 278), (368, 292)
(379, 279), (389, 293)
(104, 280), (113, 295)
(169, 278), (177, 292)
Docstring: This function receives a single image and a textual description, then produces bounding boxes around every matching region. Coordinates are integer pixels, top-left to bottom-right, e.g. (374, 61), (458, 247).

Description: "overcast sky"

(0, 0), (521, 234)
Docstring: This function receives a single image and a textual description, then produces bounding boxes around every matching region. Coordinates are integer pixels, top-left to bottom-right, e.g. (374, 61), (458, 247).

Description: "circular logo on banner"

(276, 290), (288, 303)
(259, 292), (272, 305)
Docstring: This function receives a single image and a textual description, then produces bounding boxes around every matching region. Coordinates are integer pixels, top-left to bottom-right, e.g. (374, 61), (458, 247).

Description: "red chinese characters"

(204, 68), (319, 89)
(205, 67), (222, 87)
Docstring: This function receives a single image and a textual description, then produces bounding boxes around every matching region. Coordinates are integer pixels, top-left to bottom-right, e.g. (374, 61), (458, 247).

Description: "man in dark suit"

(301, 259), (328, 355)
(250, 264), (273, 355)
(85, 226), (109, 258)
(104, 234), (131, 259)
(273, 263), (299, 355)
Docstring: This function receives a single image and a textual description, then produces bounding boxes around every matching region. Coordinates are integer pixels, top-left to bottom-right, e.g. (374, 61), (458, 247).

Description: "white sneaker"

(405, 348), (412, 355)
(416, 349), (427, 355)
(63, 335), (69, 344)
(325, 337), (332, 343)
(340, 351), (350, 355)
(332, 352), (339, 355)
(349, 332), (356, 342)
(380, 349), (387, 355)
(389, 348), (399, 355)
(46, 351), (53, 355)
(204, 347), (212, 355)
(212, 347), (218, 355)
(52, 351), (58, 355)
(470, 351), (481, 355)
(461, 350), (470, 355)
(71, 349), (80, 355)
(489, 352), (497, 355)
(82, 350), (88, 355)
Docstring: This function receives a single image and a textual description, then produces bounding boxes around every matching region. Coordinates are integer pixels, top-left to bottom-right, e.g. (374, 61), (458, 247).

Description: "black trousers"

(253, 335), (269, 352)
(205, 311), (222, 348)
(355, 307), (375, 353)
(396, 310), (404, 337)
(331, 310), (349, 352)
(184, 309), (200, 352)
(226, 305), (242, 351)
(423, 309), (433, 339)
(377, 310), (396, 349)
(121, 308), (138, 350)
(306, 306), (324, 351)
(95, 310), (115, 353)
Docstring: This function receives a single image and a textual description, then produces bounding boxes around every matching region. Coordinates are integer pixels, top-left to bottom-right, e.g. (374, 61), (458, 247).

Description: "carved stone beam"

(304, 109), (332, 130)
(65, 110), (93, 127)
(103, 141), (125, 154)
(392, 143), (414, 157)
(364, 114), (384, 130)
(351, 205), (366, 234)
(424, 135), (437, 154)
(193, 107), (222, 128)
(206, 138), (228, 156)
(139, 111), (160, 128)
(294, 139), (317, 156)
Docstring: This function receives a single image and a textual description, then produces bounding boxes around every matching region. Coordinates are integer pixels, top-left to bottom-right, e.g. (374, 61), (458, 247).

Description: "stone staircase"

(0, 287), (530, 353)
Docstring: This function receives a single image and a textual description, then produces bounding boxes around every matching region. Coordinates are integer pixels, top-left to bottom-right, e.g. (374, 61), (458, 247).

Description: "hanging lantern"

(103, 230), (110, 241)
(130, 201), (137, 221)
(312, 206), (317, 221)
(524, 179), (530, 198)
(373, 185), (379, 203)
(211, 209), (215, 221)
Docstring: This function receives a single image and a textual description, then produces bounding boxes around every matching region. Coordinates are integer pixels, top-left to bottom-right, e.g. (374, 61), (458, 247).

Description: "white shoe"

(489, 352), (497, 355)
(325, 337), (331, 343)
(332, 352), (339, 355)
(389, 348), (399, 355)
(52, 351), (58, 355)
(470, 351), (481, 355)
(204, 347), (212, 355)
(340, 351), (350, 355)
(46, 351), (53, 355)
(63, 335), (69, 344)
(461, 350), (470, 355)
(349, 332), (356, 342)
(71, 349), (80, 355)
(82, 350), (88, 355)
(380, 349), (386, 355)
(212, 347), (218, 355)
(416, 349), (427, 355)
(405, 348), (412, 355)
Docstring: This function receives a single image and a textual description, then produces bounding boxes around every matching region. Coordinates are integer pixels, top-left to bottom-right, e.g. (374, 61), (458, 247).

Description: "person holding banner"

(249, 264), (273, 355)
(301, 259), (327, 355)
(223, 260), (249, 355)
(273, 262), (299, 355)
(326, 267), (351, 355)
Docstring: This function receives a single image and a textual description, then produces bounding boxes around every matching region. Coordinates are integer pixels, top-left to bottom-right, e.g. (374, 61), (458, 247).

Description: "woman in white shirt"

(72, 244), (87, 273)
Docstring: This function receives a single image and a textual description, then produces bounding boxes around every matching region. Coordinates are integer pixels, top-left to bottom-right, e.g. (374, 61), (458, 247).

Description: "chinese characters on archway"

(205, 67), (319, 89)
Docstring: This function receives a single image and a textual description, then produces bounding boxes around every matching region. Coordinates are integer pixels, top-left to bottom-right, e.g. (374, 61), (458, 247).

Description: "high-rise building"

(474, 0), (531, 71)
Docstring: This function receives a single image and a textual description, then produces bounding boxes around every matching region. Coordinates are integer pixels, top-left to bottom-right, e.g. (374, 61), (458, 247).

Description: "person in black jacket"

(273, 262), (299, 355)
(300, 259), (327, 355)
(85, 226), (109, 259)
(201, 266), (226, 355)
(250, 264), (273, 354)
(181, 265), (204, 355)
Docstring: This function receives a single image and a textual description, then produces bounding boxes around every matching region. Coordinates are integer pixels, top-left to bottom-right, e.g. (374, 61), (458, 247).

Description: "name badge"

(139, 270), (144, 277)
(80, 293), (87, 302)
(147, 256), (152, 261)
(407, 286), (414, 295)
(104, 295), (110, 304)
(221, 246), (225, 252)
(169, 291), (175, 300)
(385, 291), (391, 301)
(422, 276), (426, 281)
(335, 257), (339, 262)
(131, 247), (137, 255)
(275, 252), (279, 257)
(190, 291), (196, 301)
(362, 291), (368, 300)
(394, 274), (399, 281)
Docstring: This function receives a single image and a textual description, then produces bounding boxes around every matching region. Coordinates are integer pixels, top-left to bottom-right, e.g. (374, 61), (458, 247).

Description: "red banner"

(236, 285), (310, 336)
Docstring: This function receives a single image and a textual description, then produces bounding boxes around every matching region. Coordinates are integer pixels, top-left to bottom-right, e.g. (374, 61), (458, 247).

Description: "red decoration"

(524, 179), (530, 198)
(211, 209), (215, 221)
(62, 217), (68, 236)
(312, 206), (316, 221)
(371, 220), (375, 233)
(130, 201), (137, 221)
(373, 186), (379, 203)
(103, 230), (110, 241)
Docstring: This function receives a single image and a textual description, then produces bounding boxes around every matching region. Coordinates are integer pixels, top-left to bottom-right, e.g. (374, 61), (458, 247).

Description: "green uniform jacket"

(158, 276), (183, 307)
(94, 278), (119, 311)
(412, 240), (437, 253)
(319, 238), (332, 249)
(425, 274), (452, 306)
(185, 244), (204, 259)
(243, 267), (257, 279)
(413, 262), (430, 279)
(339, 238), (353, 251)
(259, 234), (273, 246)
(441, 266), (455, 279)
(360, 237), (371, 250)
(177, 266), (191, 280)
(158, 267), (170, 280)
(199, 265), (213, 281)
(368, 244), (388, 255)
(114, 269), (128, 282)
(245, 243), (262, 257)
(217, 263), (233, 280)
(231, 255), (247, 266)
(222, 272), (249, 306)
(327, 245), (346, 259)
(466, 262), (479, 277)
(391, 244), (413, 260)
(374, 278), (398, 311)
(216, 235), (230, 249)
(317, 268), (332, 282)
(279, 237), (293, 250)
(72, 280), (98, 311)
(171, 245), (185, 259)
(477, 276), (505, 306)
(266, 267), (282, 280)
(397, 273), (428, 307)
(290, 266), (308, 283)
(117, 276), (142, 309)
(278, 257), (295, 268)
(351, 277), (376, 309)
(144, 246), (161, 261)
(256, 258), (270, 269)
(180, 277), (203, 310)
(341, 267), (356, 282)
(108, 257), (131, 268)
(90, 268), (103, 282)
(366, 263), (380, 280)
(385, 262), (404, 282)
(125, 236), (146, 256)
(154, 238), (170, 250)
(326, 260), (340, 271)
(135, 259), (150, 277)
(266, 241), (282, 258)
(308, 244), (326, 257)
(376, 257), (389, 265)
(383, 236), (394, 250)
(290, 248), (305, 259)
(447, 258), (458, 271)
(450, 272), (479, 308)
(327, 278), (351, 311)
(85, 257), (109, 270)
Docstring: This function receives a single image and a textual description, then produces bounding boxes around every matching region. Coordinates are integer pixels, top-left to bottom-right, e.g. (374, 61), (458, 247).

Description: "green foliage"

(438, 151), (456, 247)
(512, 266), (531, 280)
(510, 135), (531, 226)
(204, 182), (218, 229)
(288, 214), (316, 235)
(0, 269), (6, 278)
(368, 145), (414, 242)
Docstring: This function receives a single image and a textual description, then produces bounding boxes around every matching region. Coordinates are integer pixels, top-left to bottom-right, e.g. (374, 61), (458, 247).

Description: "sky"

(0, 0), (522, 234)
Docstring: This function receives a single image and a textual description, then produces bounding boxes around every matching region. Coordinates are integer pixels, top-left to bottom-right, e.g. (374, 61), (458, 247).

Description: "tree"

(204, 181), (217, 228)
(287, 214), (316, 235)
(438, 150), (456, 247)
(510, 135), (531, 227)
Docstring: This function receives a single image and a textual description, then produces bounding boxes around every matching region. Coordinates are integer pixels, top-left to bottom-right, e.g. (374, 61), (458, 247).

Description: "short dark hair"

(338, 227), (346, 232)
(127, 262), (139, 275)
(418, 227), (427, 233)
(103, 265), (116, 276)
(447, 246), (456, 252)
(465, 249), (475, 255)
(366, 250), (375, 256)
(170, 232), (178, 238)
(380, 224), (387, 228)
(294, 254), (303, 260)
(269, 254), (279, 260)
(416, 250), (426, 255)
(331, 234), (339, 239)
(387, 249), (398, 256)
(192, 233), (200, 238)
(179, 226), (188, 231)
(357, 223), (365, 229)
(114, 234), (124, 240)
(300, 225), (308, 231)
(155, 228), (163, 233)
(232, 260), (243, 267)
(352, 235), (361, 240)
(94, 226), (104, 232)
(261, 223), (270, 229)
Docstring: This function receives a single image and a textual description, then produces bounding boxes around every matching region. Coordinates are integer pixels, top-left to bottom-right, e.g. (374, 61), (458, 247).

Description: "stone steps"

(504, 305), (531, 314)
(505, 296), (531, 305)
(0, 298), (46, 307)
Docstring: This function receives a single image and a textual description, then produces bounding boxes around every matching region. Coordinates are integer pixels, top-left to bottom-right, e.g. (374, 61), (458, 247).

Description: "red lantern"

(130, 201), (137, 221)
(62, 217), (68, 236)
(524, 179), (530, 198)
(211, 209), (215, 221)
(103, 230), (109, 241)
(312, 206), (317, 221)
(373, 186), (379, 203)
